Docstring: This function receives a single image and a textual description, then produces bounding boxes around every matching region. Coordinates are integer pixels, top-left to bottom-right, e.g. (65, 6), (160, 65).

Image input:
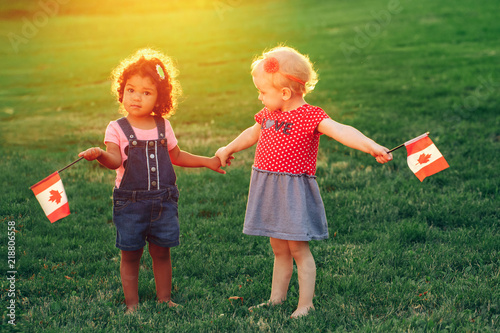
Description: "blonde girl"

(216, 46), (392, 318)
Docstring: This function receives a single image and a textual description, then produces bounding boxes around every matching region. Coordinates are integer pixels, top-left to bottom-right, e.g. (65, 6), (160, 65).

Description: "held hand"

(370, 144), (393, 164)
(207, 156), (227, 174)
(215, 147), (235, 167)
(78, 147), (103, 161)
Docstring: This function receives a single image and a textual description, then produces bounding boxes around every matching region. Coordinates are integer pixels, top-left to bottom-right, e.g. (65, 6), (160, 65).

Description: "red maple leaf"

(48, 190), (62, 204)
(416, 153), (432, 165)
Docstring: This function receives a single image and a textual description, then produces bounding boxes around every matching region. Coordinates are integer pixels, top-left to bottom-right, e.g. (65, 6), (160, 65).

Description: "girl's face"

(252, 72), (285, 112)
(122, 74), (158, 119)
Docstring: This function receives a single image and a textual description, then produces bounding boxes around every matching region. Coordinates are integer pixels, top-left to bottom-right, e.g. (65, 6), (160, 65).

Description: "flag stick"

(388, 132), (430, 153)
(388, 143), (404, 153)
(57, 156), (84, 173)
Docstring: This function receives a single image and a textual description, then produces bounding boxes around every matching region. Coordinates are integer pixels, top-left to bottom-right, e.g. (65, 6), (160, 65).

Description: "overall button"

(150, 154), (155, 159)
(132, 141), (138, 146)
(151, 181), (157, 187)
(160, 140), (165, 145)
(151, 167), (156, 172)
(149, 141), (155, 147)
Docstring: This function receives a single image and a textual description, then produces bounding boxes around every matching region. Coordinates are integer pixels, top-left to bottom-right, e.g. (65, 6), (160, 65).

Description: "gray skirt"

(243, 167), (328, 241)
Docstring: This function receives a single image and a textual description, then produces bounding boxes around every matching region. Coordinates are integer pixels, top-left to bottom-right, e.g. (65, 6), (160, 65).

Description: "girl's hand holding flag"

(78, 147), (103, 161)
(78, 145), (122, 170)
(372, 145), (393, 164)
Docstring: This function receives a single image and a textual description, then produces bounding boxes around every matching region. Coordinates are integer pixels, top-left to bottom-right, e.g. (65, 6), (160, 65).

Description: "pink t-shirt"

(254, 104), (330, 175)
(104, 118), (178, 188)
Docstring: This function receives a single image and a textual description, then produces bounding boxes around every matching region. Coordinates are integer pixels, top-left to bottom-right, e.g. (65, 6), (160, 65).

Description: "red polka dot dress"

(244, 104), (330, 241)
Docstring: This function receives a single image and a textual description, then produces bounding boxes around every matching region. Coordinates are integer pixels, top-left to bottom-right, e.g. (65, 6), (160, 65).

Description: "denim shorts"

(112, 186), (180, 251)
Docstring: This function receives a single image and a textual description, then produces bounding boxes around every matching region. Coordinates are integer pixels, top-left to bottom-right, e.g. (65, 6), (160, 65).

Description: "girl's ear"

(281, 87), (292, 101)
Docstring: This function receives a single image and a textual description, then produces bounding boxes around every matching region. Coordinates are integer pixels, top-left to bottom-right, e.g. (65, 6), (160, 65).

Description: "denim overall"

(112, 116), (180, 251)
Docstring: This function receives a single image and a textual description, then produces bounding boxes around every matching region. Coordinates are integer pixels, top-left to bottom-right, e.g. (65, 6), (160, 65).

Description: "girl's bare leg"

(269, 237), (294, 304)
(148, 242), (178, 307)
(120, 248), (143, 313)
(249, 237), (293, 311)
(288, 241), (316, 318)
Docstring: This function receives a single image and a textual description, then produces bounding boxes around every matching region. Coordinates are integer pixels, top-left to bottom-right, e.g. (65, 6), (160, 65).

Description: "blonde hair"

(251, 46), (318, 96)
(111, 48), (182, 118)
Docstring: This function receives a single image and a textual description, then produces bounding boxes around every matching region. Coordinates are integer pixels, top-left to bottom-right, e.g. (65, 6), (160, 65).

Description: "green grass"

(1, 0), (498, 331)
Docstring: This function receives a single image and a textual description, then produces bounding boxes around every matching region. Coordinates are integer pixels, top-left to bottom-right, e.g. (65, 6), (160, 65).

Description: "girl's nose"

(132, 92), (141, 101)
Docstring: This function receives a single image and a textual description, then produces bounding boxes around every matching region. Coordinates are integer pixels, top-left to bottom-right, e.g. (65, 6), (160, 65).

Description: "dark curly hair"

(111, 48), (182, 118)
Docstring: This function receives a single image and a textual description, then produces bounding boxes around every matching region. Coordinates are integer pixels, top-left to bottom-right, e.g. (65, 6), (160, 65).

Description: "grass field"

(1, 0), (498, 331)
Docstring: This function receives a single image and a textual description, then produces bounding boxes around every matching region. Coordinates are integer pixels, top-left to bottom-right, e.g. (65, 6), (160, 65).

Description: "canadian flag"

(31, 172), (70, 223)
(405, 133), (449, 181)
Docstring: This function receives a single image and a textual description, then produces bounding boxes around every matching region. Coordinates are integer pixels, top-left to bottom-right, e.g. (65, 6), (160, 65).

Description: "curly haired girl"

(80, 48), (224, 313)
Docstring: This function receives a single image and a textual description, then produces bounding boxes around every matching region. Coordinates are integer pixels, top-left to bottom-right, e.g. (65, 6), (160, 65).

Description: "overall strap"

(154, 116), (166, 139)
(116, 117), (137, 140)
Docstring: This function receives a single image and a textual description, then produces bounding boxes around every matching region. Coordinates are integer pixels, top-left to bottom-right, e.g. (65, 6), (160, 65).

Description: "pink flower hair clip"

(263, 57), (306, 86)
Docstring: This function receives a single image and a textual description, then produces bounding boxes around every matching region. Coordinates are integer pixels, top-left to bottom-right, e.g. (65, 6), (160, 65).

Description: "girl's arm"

(78, 142), (122, 170)
(216, 123), (261, 166)
(169, 146), (226, 174)
(317, 118), (392, 164)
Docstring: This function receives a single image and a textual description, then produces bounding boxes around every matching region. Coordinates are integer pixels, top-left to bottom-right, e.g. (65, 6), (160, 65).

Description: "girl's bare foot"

(249, 301), (269, 312)
(158, 299), (181, 308)
(290, 305), (314, 318)
(124, 304), (138, 314)
(248, 299), (283, 312)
